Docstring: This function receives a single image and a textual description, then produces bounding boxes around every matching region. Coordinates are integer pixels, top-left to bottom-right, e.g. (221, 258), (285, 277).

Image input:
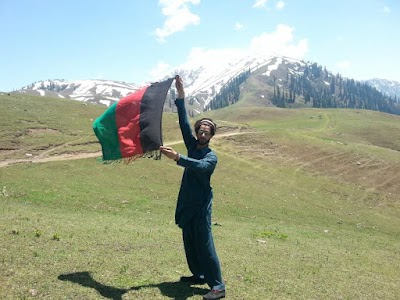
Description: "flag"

(93, 78), (174, 162)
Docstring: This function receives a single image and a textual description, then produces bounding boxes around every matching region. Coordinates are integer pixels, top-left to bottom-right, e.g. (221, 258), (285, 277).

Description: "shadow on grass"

(58, 271), (209, 300)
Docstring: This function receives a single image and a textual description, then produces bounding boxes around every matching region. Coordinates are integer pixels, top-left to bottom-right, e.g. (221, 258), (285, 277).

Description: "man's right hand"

(175, 75), (185, 99)
(160, 146), (180, 161)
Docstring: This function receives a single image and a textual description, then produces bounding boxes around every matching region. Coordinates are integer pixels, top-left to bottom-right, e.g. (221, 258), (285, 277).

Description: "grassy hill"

(1, 93), (400, 299)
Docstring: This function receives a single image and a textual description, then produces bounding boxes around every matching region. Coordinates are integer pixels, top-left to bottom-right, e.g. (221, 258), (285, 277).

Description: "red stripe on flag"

(115, 86), (147, 158)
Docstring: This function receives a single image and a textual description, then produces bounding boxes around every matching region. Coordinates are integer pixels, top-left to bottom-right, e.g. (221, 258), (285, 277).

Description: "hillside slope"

(2, 92), (399, 200)
(1, 92), (400, 299)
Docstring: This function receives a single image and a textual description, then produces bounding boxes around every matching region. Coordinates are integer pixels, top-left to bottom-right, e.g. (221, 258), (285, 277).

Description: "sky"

(0, 0), (399, 92)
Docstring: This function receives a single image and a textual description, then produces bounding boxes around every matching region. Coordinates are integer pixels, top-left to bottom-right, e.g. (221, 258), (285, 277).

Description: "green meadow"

(1, 93), (400, 299)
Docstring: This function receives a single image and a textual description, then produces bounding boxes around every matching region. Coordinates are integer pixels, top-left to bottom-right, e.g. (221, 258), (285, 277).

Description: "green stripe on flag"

(93, 102), (122, 161)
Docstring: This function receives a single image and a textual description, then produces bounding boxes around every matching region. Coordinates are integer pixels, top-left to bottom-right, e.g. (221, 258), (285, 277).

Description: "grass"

(1, 93), (400, 299)
(0, 93), (103, 160)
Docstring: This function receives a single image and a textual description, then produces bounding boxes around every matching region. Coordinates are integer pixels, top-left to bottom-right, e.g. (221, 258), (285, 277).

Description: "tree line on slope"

(205, 70), (251, 111)
(206, 62), (400, 116)
(272, 63), (400, 115)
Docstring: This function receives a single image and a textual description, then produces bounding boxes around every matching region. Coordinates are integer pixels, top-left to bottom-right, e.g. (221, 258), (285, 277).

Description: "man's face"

(196, 124), (213, 145)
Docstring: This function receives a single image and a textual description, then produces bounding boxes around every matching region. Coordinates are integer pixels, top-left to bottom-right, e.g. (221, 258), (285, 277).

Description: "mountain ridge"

(18, 79), (140, 107)
(365, 78), (400, 99)
(13, 55), (400, 115)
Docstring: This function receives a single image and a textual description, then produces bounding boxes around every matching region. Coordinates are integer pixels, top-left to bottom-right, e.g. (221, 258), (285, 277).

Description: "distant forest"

(206, 63), (400, 115)
(205, 70), (251, 111)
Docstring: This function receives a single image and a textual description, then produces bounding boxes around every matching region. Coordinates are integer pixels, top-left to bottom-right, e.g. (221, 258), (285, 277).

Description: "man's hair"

(194, 118), (217, 136)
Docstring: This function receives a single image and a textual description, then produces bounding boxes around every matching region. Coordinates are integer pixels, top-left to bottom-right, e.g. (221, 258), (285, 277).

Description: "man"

(160, 75), (225, 300)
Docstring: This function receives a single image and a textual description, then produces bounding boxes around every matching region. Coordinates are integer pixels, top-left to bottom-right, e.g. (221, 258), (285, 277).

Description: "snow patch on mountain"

(366, 78), (400, 99)
(262, 57), (282, 76)
(171, 54), (294, 108)
(20, 79), (140, 106)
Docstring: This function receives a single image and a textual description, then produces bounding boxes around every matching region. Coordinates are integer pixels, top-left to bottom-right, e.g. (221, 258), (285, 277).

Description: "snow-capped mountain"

(365, 78), (400, 99)
(19, 79), (140, 106)
(17, 54), (300, 111)
(15, 54), (400, 114)
(167, 55), (306, 112)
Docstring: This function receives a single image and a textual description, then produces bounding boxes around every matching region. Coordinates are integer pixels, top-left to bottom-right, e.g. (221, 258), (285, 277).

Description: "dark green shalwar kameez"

(174, 99), (225, 290)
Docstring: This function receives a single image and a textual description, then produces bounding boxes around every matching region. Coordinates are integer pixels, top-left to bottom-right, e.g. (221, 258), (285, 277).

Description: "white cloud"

(178, 24), (308, 70)
(276, 1), (285, 10)
(234, 22), (244, 31)
(253, 0), (285, 10)
(382, 6), (391, 14)
(183, 47), (245, 70)
(149, 61), (173, 81)
(249, 24), (308, 58)
(253, 0), (268, 9)
(155, 0), (201, 43)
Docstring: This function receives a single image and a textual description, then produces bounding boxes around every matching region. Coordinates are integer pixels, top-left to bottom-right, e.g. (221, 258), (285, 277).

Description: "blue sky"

(0, 0), (398, 92)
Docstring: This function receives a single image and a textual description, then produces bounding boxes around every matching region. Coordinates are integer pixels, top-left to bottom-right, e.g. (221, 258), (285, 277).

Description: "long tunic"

(174, 99), (217, 228)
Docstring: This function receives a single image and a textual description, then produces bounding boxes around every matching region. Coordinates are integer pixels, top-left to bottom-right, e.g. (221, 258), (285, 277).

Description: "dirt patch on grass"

(213, 120), (252, 134)
(28, 128), (61, 135)
(0, 151), (101, 168)
(70, 140), (99, 146)
(289, 146), (400, 200)
(220, 132), (400, 203)
(0, 147), (19, 151)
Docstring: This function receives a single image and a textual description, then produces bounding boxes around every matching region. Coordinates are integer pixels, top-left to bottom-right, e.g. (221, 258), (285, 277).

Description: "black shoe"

(203, 289), (226, 299)
(180, 275), (206, 284)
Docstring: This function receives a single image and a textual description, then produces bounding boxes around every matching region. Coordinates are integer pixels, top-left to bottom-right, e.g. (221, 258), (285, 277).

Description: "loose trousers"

(182, 211), (224, 290)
